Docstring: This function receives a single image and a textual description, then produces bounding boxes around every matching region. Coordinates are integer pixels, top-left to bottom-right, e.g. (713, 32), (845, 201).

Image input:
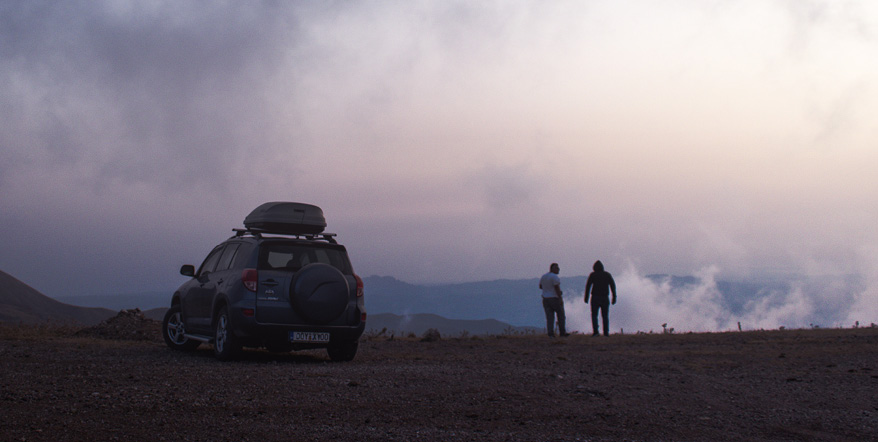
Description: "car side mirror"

(180, 265), (195, 277)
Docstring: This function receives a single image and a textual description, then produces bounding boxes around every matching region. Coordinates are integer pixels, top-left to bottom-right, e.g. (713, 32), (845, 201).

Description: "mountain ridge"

(20, 271), (864, 332)
(1, 269), (537, 335)
(0, 269), (114, 325)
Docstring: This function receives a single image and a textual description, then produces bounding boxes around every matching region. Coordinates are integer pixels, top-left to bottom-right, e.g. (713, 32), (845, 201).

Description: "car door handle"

(263, 280), (279, 287)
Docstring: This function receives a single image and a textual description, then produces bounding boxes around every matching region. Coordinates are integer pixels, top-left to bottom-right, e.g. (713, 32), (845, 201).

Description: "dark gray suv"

(162, 202), (366, 361)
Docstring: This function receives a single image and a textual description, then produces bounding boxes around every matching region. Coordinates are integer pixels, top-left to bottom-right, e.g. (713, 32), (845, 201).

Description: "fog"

(1, 2), (877, 330)
(564, 265), (873, 334)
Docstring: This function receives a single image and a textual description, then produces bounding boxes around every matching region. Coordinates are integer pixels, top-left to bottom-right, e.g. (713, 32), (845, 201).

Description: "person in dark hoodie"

(584, 260), (617, 336)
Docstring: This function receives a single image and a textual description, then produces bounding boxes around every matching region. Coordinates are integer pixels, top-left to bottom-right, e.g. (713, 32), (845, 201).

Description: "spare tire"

(290, 263), (350, 324)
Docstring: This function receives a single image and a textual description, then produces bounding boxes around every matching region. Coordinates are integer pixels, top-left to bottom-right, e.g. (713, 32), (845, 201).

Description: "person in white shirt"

(539, 263), (569, 337)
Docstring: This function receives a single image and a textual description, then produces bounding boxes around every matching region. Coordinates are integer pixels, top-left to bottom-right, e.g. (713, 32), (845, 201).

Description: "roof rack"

(231, 228), (338, 244)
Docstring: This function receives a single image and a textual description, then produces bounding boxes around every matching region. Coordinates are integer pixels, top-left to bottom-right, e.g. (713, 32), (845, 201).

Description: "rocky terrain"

(1, 311), (876, 442)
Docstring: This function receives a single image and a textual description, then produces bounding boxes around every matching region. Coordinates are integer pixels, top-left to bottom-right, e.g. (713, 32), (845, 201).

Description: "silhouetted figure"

(584, 260), (616, 336)
(539, 263), (568, 337)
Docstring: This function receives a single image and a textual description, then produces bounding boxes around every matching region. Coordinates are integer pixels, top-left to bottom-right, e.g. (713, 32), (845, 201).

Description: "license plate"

(290, 331), (330, 343)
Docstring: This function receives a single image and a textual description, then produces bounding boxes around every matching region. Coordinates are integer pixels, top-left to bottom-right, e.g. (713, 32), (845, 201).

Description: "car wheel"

(327, 340), (358, 362)
(162, 305), (199, 351)
(214, 307), (241, 361)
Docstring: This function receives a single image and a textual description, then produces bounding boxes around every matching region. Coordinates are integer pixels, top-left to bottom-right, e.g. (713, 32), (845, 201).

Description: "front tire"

(214, 307), (241, 361)
(327, 340), (358, 362)
(162, 305), (199, 351)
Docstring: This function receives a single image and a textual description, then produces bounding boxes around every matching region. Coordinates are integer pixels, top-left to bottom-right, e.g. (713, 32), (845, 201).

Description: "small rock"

(421, 328), (441, 342)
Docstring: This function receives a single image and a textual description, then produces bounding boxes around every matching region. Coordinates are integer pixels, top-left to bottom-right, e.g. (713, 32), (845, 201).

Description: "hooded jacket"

(585, 260), (616, 304)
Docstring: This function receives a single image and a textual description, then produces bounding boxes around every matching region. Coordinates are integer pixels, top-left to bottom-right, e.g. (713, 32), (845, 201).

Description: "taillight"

(354, 274), (364, 297)
(242, 269), (258, 292)
(355, 274), (366, 322)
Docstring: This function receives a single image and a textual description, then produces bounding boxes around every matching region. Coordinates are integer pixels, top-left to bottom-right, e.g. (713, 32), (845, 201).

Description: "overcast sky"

(2, 1), (878, 303)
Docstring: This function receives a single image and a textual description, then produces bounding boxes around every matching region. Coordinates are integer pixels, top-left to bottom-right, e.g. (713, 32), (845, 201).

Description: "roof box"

(243, 202), (327, 234)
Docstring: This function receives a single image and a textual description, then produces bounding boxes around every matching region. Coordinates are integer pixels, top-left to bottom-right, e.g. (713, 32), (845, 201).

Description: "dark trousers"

(591, 300), (609, 336)
(542, 297), (566, 337)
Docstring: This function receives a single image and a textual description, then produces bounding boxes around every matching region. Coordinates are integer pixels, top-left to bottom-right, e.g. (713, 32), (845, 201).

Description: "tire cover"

(290, 263), (350, 324)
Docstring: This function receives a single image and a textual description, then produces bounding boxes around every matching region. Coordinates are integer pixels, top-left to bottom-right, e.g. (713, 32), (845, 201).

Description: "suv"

(162, 202), (365, 361)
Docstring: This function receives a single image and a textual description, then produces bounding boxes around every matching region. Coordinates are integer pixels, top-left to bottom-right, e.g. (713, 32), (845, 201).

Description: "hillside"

(366, 312), (537, 336)
(137, 309), (534, 337)
(49, 274), (862, 333)
(0, 269), (114, 325)
(363, 275), (564, 327)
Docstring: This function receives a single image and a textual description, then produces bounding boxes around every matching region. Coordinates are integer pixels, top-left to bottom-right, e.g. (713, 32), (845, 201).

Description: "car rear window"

(258, 243), (352, 274)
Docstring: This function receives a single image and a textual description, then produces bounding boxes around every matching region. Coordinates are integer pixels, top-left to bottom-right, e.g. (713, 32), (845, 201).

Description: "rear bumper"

(231, 308), (365, 348)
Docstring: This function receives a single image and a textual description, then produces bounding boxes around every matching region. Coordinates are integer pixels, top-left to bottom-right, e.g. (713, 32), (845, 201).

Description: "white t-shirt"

(540, 272), (561, 298)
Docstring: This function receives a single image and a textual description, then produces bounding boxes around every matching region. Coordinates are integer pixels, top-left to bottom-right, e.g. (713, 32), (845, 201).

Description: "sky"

(2, 1), (878, 324)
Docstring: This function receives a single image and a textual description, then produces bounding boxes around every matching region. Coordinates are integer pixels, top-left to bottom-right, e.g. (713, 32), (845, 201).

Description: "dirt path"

(1, 325), (876, 441)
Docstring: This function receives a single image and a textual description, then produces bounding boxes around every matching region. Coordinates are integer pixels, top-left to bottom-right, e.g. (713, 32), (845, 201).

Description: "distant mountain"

(644, 274), (806, 316)
(366, 313), (537, 337)
(23, 272), (853, 332)
(117, 308), (528, 337)
(55, 291), (170, 311)
(363, 275), (588, 327)
(143, 308), (169, 322)
(360, 274), (854, 330)
(0, 269), (115, 325)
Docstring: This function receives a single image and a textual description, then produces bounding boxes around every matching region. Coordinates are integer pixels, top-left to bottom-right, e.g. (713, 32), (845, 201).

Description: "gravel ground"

(1, 315), (876, 442)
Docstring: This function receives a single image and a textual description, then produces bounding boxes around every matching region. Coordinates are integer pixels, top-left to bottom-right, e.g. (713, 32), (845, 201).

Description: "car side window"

(197, 246), (225, 276)
(216, 244), (240, 271)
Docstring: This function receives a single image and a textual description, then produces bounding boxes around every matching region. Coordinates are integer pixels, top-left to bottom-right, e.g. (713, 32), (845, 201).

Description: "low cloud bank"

(564, 265), (874, 334)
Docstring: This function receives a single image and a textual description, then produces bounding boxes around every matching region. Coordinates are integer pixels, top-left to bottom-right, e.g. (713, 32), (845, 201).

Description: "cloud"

(1, 1), (302, 193)
(564, 263), (867, 334)
(1, 0), (878, 312)
(843, 245), (878, 326)
(611, 266), (730, 333)
(471, 163), (546, 211)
